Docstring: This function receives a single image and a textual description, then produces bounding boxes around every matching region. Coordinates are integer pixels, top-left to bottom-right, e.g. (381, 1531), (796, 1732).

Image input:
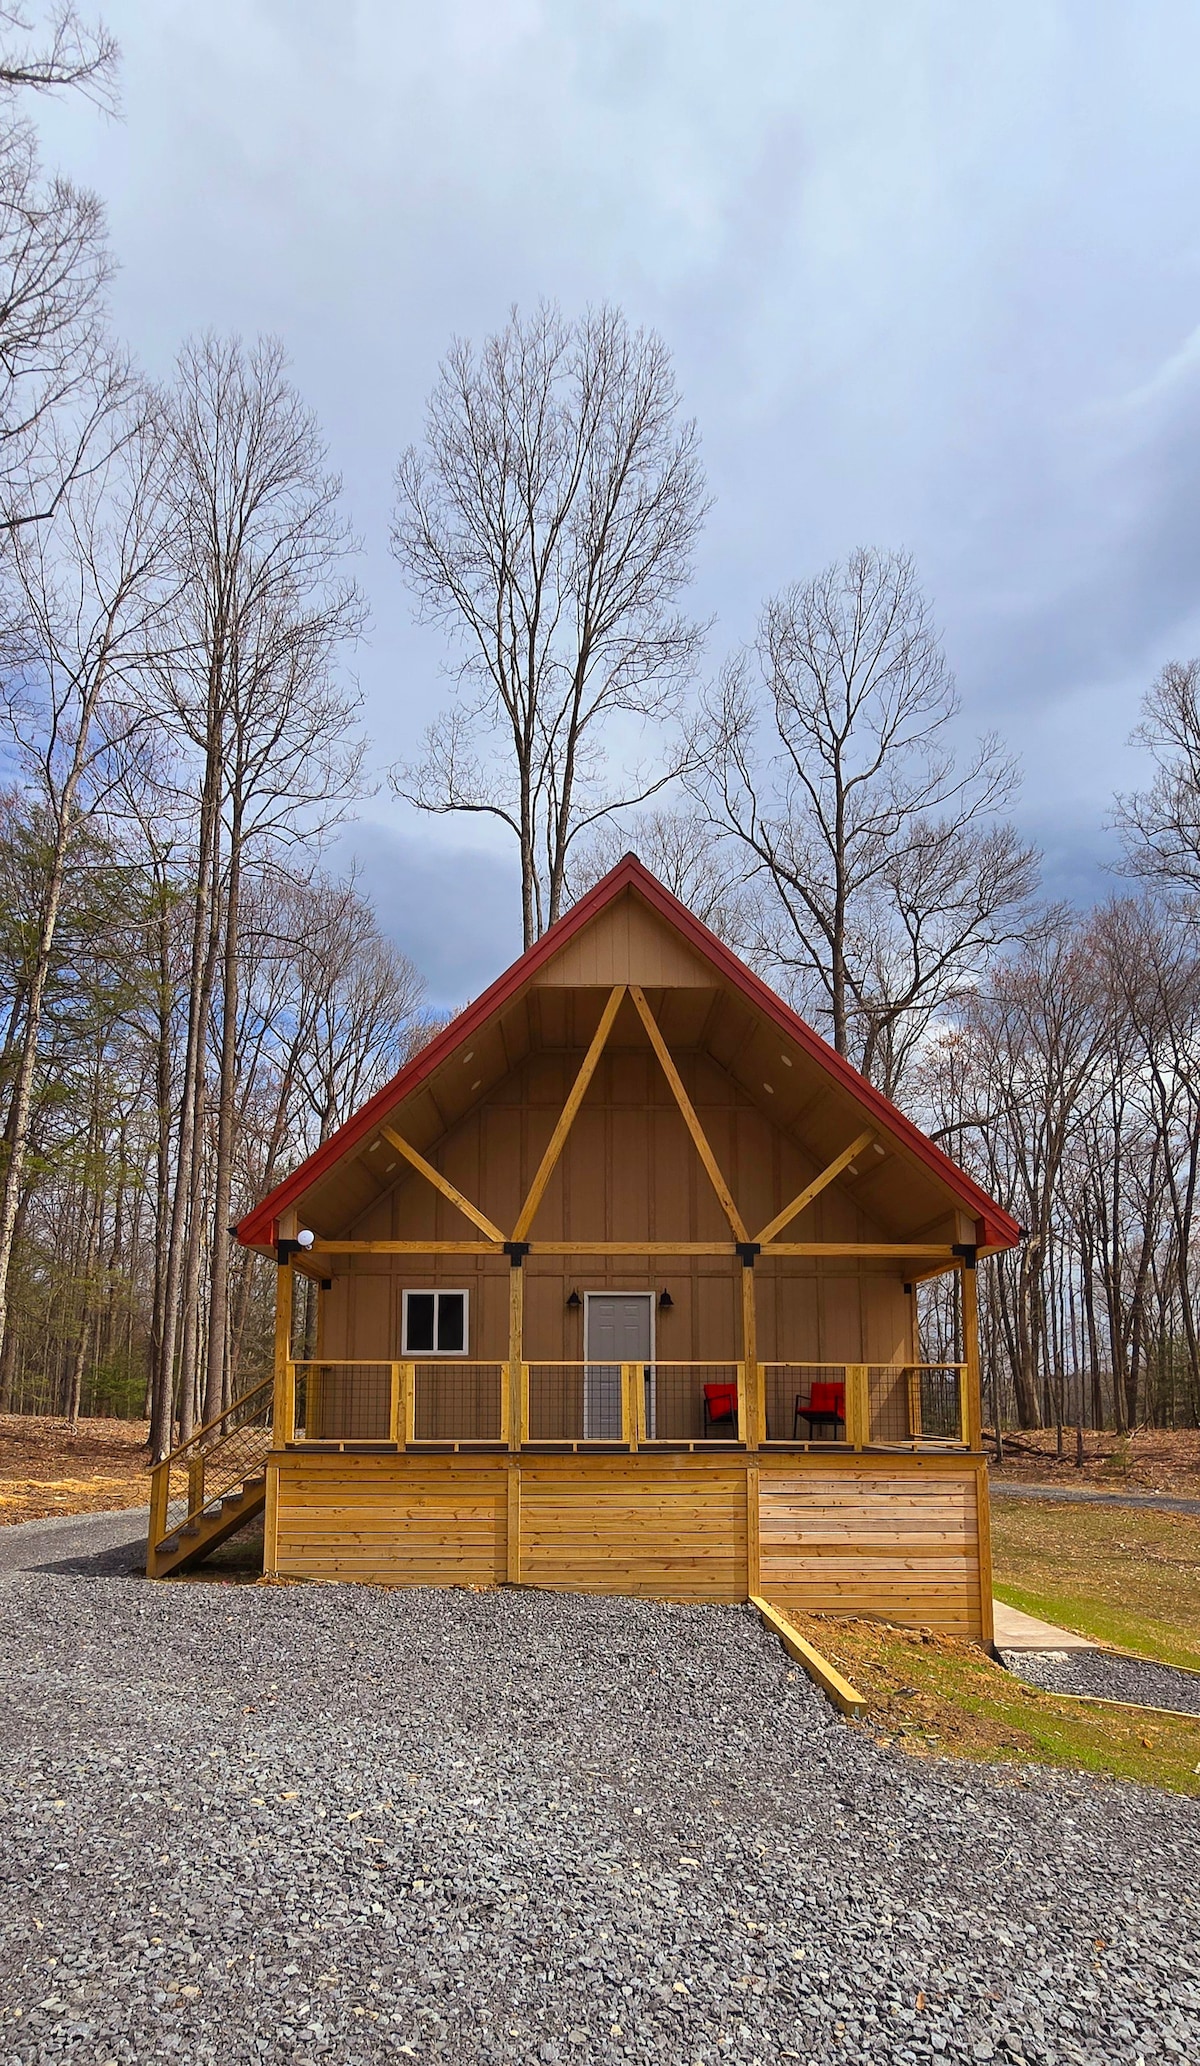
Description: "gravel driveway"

(1, 1513), (1198, 2066)
(1002, 1647), (1200, 1717)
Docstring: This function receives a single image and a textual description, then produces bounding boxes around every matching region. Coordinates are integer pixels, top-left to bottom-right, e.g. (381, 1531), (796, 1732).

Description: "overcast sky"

(34, 1), (1200, 1006)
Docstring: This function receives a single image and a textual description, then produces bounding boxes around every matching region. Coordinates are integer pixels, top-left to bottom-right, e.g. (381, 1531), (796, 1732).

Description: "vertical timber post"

(504, 1242), (528, 1581)
(738, 1244), (761, 1448)
(745, 1458), (760, 1598)
(146, 1459), (170, 1576)
(957, 1244), (990, 1644)
(273, 1255), (295, 1444)
(622, 1363), (641, 1451)
(505, 1244), (527, 1454)
(845, 1364), (869, 1450)
(958, 1248), (982, 1450)
(506, 1462), (522, 1584)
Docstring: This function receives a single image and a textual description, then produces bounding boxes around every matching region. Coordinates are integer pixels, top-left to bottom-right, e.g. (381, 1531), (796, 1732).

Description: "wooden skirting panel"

(757, 1454), (984, 1637)
(267, 1448), (987, 1634)
(518, 1455), (747, 1602)
(271, 1454), (507, 1588)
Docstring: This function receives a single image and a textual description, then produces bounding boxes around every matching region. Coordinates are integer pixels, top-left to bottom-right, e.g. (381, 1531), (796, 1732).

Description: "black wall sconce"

(658, 1289), (673, 1309)
(566, 1289), (582, 1308)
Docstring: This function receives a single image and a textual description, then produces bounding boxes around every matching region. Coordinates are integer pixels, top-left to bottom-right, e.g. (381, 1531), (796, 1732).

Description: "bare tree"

(0, 7), (117, 103)
(695, 548), (1038, 1094)
(391, 302), (708, 947)
(568, 805), (755, 945)
(154, 334), (365, 1435)
(1114, 658), (1200, 896)
(0, 7), (122, 534)
(0, 399), (171, 1373)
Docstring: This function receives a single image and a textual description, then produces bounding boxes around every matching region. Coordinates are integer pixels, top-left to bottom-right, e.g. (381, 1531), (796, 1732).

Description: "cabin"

(146, 856), (1018, 1640)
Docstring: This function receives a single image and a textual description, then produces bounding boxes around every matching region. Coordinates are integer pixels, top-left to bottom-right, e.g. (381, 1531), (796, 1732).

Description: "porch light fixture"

(658, 1289), (674, 1309)
(566, 1289), (582, 1308)
(296, 1228), (315, 1250)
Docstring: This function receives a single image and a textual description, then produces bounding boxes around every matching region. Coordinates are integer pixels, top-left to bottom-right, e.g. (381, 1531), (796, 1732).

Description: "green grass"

(790, 1612), (1200, 1797)
(990, 1498), (1200, 1671)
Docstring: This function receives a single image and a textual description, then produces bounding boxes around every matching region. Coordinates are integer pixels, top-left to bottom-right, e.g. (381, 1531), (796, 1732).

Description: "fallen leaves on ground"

(0, 1413), (150, 1524)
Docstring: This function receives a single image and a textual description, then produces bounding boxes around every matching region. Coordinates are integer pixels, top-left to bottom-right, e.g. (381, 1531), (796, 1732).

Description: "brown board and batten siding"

(320, 1036), (914, 1377)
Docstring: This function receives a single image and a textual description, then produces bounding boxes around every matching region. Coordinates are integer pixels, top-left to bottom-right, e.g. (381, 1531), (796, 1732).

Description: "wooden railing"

(147, 1375), (274, 1557)
(266, 1357), (973, 1453)
(285, 1360), (509, 1445)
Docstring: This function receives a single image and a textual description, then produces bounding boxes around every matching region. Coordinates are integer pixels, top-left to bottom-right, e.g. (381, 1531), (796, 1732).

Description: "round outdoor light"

(296, 1228), (315, 1250)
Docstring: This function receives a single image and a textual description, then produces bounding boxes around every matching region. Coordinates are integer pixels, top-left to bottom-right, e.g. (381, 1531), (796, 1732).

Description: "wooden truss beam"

(378, 1124), (506, 1244)
(512, 984), (625, 1240)
(754, 1128), (876, 1245)
(629, 983), (749, 1242)
(308, 1237), (958, 1259)
(904, 1257), (963, 1286)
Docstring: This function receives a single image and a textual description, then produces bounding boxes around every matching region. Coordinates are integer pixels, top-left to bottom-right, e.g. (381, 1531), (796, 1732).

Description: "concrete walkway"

(992, 1599), (1096, 1651)
(990, 1479), (1200, 1517)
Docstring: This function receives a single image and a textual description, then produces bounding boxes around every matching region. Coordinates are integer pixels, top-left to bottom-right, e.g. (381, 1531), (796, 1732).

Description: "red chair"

(794, 1380), (845, 1440)
(703, 1382), (738, 1437)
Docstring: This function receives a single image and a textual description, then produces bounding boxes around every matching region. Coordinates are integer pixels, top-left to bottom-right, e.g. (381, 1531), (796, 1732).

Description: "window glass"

(437, 1292), (465, 1353)
(405, 1292), (435, 1353)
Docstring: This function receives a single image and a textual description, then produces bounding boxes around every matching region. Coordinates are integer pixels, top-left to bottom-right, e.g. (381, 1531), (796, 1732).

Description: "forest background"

(2, 7), (1199, 1457)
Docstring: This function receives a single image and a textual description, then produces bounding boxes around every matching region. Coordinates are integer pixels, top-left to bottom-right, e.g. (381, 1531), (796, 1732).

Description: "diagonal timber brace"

(512, 985), (626, 1241)
(629, 983), (749, 1242)
(754, 1128), (876, 1246)
(378, 1124), (506, 1244)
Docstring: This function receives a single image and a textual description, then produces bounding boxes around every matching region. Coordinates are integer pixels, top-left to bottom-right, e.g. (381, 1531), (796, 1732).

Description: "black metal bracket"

(903, 1283), (913, 1296)
(276, 1238), (301, 1263)
(952, 1243), (978, 1271)
(736, 1241), (761, 1267)
(504, 1241), (530, 1268)
(320, 1278), (332, 1292)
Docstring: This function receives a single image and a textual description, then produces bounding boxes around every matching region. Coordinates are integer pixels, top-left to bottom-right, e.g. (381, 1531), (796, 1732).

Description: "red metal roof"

(237, 853), (1020, 1251)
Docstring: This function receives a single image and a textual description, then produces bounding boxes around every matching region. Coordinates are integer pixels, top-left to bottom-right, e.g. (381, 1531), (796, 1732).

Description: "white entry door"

(584, 1293), (654, 1439)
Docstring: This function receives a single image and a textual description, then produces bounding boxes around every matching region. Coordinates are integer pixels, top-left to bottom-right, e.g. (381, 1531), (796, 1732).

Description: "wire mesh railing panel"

(301, 1363), (392, 1441)
(526, 1363), (588, 1441)
(761, 1364), (849, 1443)
(917, 1365), (966, 1442)
(157, 1378), (273, 1544)
(868, 1363), (911, 1443)
(413, 1362), (503, 1442)
(642, 1364), (742, 1442)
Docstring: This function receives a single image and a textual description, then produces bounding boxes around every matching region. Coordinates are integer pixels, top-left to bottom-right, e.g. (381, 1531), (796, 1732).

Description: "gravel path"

(990, 1481), (1200, 1517)
(1002, 1647), (1200, 1717)
(0, 1516), (1198, 2065)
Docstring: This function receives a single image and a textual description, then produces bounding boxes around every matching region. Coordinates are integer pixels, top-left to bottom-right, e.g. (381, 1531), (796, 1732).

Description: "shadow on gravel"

(31, 1537), (145, 1579)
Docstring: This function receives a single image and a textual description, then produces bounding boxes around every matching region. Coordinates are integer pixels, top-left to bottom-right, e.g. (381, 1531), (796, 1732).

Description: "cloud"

(30, 0), (1200, 984)
(335, 819), (523, 1011)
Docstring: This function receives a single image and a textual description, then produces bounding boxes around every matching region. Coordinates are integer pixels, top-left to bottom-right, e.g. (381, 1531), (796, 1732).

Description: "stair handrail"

(148, 1375), (275, 1557)
(156, 1373), (274, 1467)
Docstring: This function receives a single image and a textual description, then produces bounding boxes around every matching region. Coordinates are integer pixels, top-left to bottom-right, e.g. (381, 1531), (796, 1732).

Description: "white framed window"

(402, 1288), (469, 1356)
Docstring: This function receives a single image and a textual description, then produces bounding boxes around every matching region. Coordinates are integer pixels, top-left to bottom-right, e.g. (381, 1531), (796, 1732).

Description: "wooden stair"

(147, 1378), (274, 1579)
(150, 1476), (268, 1578)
